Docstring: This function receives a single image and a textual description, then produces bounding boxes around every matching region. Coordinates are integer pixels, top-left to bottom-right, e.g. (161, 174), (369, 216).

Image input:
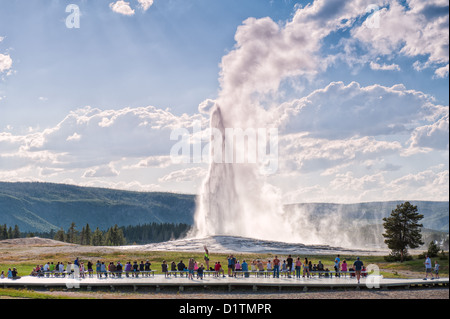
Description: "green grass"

(0, 288), (77, 299)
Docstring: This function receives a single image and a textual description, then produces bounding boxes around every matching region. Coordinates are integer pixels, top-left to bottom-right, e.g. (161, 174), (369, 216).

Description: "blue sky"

(1, 0), (302, 129)
(0, 0), (449, 203)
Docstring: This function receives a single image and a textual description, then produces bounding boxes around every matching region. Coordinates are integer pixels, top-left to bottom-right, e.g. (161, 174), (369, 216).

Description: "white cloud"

(279, 134), (403, 174)
(351, 0), (449, 77)
(28, 105), (206, 160)
(278, 81), (442, 140)
(126, 155), (172, 169)
(369, 61), (400, 71)
(83, 164), (120, 178)
(198, 99), (216, 115)
(282, 167), (449, 203)
(137, 0), (154, 11)
(66, 132), (81, 142)
(434, 64), (449, 78)
(0, 53), (12, 73)
(158, 166), (207, 183)
(408, 112), (449, 150)
(109, 1), (135, 16)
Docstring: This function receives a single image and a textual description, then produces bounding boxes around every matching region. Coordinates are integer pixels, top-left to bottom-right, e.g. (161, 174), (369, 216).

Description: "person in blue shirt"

(227, 255), (236, 277)
(353, 257), (364, 284)
(241, 260), (249, 278)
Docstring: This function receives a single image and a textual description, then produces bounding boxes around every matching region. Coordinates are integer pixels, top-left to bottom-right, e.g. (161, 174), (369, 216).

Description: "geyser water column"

(191, 103), (292, 241)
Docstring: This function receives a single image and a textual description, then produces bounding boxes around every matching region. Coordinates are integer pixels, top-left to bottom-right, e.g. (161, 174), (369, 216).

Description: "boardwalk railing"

(29, 269), (367, 279)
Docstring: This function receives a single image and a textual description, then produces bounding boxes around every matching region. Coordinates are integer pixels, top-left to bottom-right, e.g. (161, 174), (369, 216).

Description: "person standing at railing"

(116, 262), (123, 278)
(242, 260), (249, 278)
(341, 260), (348, 276)
(204, 246), (210, 270)
(197, 263), (205, 280)
(96, 261), (101, 278)
(295, 258), (302, 278)
(353, 257), (363, 284)
(273, 256), (280, 278)
(286, 255), (293, 278)
(188, 258), (195, 280)
(162, 260), (169, 278)
(101, 262), (107, 278)
(145, 260), (151, 276)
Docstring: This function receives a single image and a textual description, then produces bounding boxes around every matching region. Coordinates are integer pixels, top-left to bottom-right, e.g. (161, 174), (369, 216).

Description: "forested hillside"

(0, 182), (196, 232)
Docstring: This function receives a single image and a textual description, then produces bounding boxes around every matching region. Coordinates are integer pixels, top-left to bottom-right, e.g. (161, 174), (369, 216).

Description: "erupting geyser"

(190, 103), (293, 242)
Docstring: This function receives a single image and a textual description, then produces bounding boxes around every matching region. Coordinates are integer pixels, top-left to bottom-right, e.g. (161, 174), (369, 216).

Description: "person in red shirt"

(214, 261), (225, 277)
(273, 256), (280, 278)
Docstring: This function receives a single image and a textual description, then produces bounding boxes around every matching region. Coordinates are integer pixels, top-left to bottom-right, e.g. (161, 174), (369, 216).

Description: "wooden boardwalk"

(1, 275), (448, 292)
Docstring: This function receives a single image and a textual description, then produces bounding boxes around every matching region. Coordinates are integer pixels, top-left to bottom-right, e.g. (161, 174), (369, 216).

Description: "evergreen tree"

(0, 225), (7, 240)
(103, 224), (126, 246)
(66, 222), (77, 243)
(84, 223), (92, 245)
(382, 202), (424, 262)
(54, 228), (65, 242)
(426, 241), (441, 258)
(12, 225), (20, 238)
(92, 227), (103, 246)
(80, 225), (86, 245)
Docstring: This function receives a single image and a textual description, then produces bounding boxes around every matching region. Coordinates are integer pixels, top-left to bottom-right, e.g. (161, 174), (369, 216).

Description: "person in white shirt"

(43, 262), (50, 277)
(424, 255), (434, 280)
(59, 262), (65, 277)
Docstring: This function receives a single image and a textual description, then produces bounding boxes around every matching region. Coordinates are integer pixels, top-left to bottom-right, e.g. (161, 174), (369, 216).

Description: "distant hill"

(0, 182), (448, 239)
(0, 182), (196, 233)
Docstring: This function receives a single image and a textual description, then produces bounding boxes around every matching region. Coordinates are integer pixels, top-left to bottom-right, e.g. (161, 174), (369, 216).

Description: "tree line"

(0, 224), (21, 240)
(21, 222), (192, 246)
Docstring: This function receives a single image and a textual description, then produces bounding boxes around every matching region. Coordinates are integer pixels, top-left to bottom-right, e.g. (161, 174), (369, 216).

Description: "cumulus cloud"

(434, 64), (449, 78)
(109, 1), (135, 16)
(0, 105), (208, 187)
(282, 167), (449, 203)
(83, 164), (120, 178)
(351, 0), (449, 77)
(278, 81), (443, 140)
(158, 166), (207, 183)
(279, 134), (403, 174)
(198, 99), (216, 115)
(0, 53), (12, 73)
(408, 112), (449, 150)
(137, 0), (154, 11)
(27, 105), (206, 160)
(369, 61), (400, 71)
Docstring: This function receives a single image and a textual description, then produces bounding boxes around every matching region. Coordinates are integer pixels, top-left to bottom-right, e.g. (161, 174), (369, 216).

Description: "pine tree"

(382, 202), (424, 262)
(84, 223), (92, 245)
(0, 225), (6, 240)
(92, 227), (103, 246)
(13, 225), (20, 238)
(66, 222), (77, 244)
(54, 228), (65, 242)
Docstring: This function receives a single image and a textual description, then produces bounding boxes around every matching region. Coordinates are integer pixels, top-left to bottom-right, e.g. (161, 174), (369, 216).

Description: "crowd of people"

(0, 268), (20, 280)
(1, 248), (442, 284)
